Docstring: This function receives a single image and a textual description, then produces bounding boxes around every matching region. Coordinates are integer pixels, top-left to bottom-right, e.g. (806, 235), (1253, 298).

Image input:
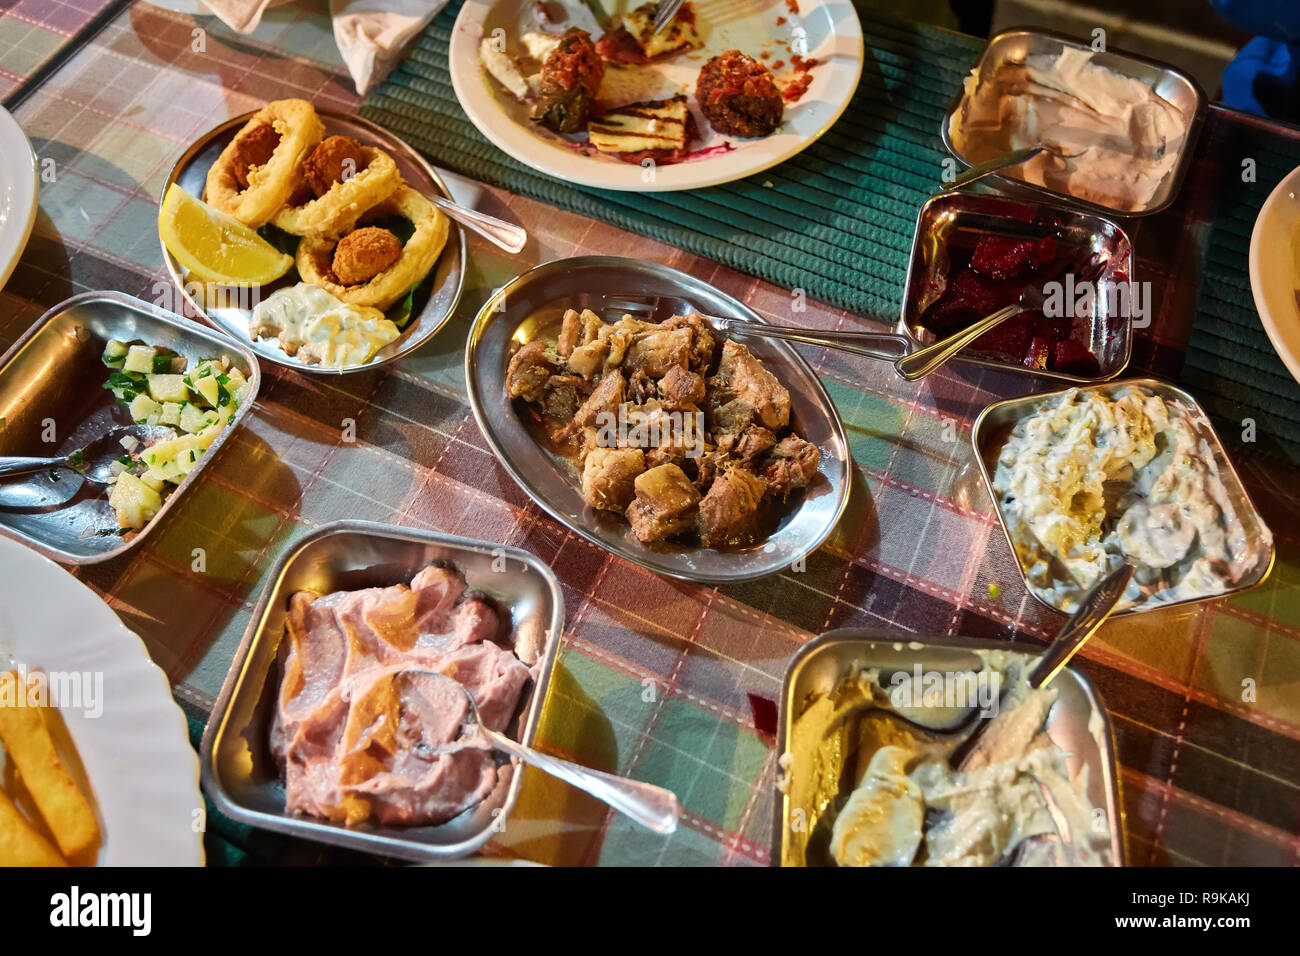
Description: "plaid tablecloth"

(1, 0), (1298, 867)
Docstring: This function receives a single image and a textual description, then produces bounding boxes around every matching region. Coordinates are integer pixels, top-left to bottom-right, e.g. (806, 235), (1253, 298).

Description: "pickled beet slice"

(1028, 236), (1059, 269)
(971, 236), (1034, 279)
(1052, 338), (1101, 376)
(973, 316), (1033, 358)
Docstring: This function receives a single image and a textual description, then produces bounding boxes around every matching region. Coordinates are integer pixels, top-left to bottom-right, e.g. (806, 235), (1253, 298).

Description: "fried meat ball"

(303, 135), (367, 198)
(331, 226), (402, 285)
(695, 50), (784, 138)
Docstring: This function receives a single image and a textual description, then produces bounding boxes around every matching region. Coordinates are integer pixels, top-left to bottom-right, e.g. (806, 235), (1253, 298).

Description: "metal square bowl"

(971, 378), (1276, 617)
(200, 520), (564, 862)
(773, 629), (1126, 867)
(899, 191), (1134, 383)
(0, 291), (261, 564)
(942, 28), (1207, 218)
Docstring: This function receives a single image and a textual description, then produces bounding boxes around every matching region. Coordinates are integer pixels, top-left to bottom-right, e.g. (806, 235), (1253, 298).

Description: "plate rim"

(0, 534), (204, 866)
(1249, 162), (1300, 386)
(448, 0), (866, 192)
(0, 105), (38, 292)
(158, 109), (467, 375)
(464, 254), (853, 584)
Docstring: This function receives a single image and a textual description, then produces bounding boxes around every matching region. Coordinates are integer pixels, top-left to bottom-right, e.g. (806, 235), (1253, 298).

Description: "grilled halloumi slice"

(623, 3), (702, 59)
(589, 95), (691, 155)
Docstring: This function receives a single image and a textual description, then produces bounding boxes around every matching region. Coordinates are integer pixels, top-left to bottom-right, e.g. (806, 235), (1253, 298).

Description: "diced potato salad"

(101, 339), (250, 531)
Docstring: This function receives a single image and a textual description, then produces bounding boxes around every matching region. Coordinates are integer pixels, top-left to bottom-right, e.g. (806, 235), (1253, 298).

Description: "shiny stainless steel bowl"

(773, 629), (1126, 867)
(898, 191), (1135, 384)
(160, 110), (466, 375)
(0, 291), (261, 564)
(942, 28), (1207, 218)
(200, 520), (564, 862)
(464, 255), (852, 584)
(971, 378), (1276, 616)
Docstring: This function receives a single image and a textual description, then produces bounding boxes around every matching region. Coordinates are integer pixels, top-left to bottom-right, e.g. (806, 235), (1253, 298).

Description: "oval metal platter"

(160, 110), (466, 375)
(465, 255), (851, 584)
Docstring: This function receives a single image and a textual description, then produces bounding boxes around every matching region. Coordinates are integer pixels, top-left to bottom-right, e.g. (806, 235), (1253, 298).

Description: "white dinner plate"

(0, 106), (38, 291)
(0, 536), (204, 865)
(1249, 163), (1300, 386)
(449, 0), (864, 191)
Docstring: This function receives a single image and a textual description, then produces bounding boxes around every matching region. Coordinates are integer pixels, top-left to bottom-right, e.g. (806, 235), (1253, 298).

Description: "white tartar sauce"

(250, 283), (399, 368)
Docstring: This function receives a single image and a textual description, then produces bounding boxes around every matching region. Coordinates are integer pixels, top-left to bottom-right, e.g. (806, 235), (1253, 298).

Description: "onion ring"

(295, 186), (449, 310)
(203, 99), (324, 228)
(271, 145), (402, 239)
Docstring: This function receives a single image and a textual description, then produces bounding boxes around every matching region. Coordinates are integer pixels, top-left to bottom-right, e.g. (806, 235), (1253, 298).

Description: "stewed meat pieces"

(699, 465), (767, 546)
(583, 447), (646, 512)
(761, 435), (821, 496)
(626, 464), (701, 543)
(508, 308), (821, 549)
(707, 340), (791, 448)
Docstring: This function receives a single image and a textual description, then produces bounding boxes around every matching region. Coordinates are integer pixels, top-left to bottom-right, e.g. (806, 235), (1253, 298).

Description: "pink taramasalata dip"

(269, 564), (533, 827)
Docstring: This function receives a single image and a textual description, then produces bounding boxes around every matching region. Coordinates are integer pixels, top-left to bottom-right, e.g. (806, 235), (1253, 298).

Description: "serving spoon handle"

(426, 194), (527, 254)
(479, 725), (681, 834)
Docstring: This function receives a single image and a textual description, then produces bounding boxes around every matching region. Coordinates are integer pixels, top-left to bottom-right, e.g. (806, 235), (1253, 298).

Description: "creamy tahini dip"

(949, 47), (1191, 211)
(993, 386), (1270, 612)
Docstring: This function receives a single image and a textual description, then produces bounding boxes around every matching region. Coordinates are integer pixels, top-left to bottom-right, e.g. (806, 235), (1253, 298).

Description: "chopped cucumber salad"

(100, 339), (251, 530)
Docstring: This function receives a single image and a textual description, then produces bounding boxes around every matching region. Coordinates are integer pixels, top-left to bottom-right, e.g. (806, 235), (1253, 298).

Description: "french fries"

(0, 787), (65, 866)
(0, 671), (100, 860)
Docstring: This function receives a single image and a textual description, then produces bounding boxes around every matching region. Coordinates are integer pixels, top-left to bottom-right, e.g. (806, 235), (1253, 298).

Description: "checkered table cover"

(1, 0), (1298, 866)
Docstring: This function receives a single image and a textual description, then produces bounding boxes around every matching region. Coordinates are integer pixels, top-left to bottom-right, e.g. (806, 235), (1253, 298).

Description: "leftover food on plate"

(163, 98), (451, 369)
(505, 306), (821, 548)
(696, 50), (784, 138)
(270, 564), (534, 827)
(100, 339), (249, 529)
(478, 2), (807, 162)
(596, 2), (703, 63)
(784, 650), (1112, 867)
(949, 46), (1193, 212)
(993, 385), (1272, 611)
(0, 669), (100, 866)
(920, 227), (1105, 377)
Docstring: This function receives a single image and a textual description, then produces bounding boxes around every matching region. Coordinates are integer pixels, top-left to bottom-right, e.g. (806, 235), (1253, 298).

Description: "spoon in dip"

(0, 424), (175, 485)
(942, 144), (1089, 193)
(948, 561), (1135, 770)
(405, 670), (681, 834)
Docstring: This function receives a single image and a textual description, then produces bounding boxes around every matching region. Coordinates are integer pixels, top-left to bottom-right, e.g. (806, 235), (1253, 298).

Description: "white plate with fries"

(0, 536), (203, 866)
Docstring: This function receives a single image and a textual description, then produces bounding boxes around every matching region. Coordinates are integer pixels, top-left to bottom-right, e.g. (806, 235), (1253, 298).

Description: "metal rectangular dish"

(0, 291), (261, 564)
(773, 629), (1126, 867)
(898, 191), (1135, 383)
(942, 28), (1207, 217)
(200, 520), (564, 862)
(971, 378), (1275, 616)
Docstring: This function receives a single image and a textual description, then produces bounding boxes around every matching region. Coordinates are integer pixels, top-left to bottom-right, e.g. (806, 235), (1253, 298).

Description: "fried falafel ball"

(303, 135), (368, 197)
(332, 226), (403, 285)
(695, 50), (784, 138)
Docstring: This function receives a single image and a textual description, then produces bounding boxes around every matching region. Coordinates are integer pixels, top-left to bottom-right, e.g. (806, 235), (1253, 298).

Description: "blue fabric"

(1211, 0), (1300, 120)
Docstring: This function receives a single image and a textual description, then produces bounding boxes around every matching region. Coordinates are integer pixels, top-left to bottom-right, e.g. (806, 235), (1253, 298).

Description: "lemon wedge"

(158, 183), (293, 286)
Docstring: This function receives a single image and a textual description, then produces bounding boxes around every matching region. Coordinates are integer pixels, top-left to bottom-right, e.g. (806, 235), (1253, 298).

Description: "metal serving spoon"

(426, 194), (527, 254)
(404, 670), (681, 834)
(0, 424), (174, 485)
(947, 562), (1136, 771)
(942, 144), (1090, 193)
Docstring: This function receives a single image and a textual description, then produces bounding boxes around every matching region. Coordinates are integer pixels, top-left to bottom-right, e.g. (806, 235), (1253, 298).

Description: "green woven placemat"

(1181, 128), (1300, 466)
(361, 0), (982, 322)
